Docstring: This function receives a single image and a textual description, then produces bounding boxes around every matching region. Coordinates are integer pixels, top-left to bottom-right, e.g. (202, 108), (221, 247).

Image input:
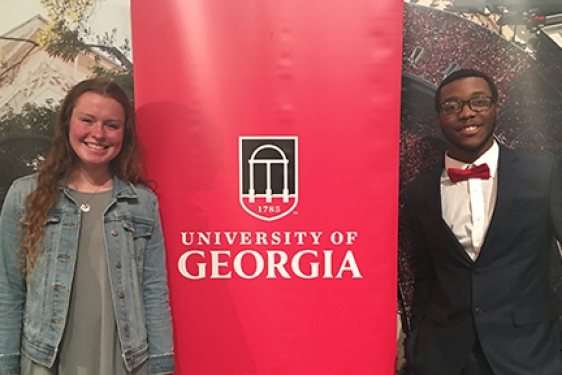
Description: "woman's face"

(69, 92), (125, 171)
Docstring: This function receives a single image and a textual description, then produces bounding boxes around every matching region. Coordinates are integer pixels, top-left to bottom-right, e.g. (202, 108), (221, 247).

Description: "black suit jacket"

(403, 145), (562, 375)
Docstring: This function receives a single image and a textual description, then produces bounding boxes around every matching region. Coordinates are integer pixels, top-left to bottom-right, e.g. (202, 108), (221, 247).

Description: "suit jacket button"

(474, 307), (483, 315)
(473, 268), (482, 275)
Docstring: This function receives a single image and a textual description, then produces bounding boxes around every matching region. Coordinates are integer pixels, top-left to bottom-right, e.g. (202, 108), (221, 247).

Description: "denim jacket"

(0, 174), (175, 375)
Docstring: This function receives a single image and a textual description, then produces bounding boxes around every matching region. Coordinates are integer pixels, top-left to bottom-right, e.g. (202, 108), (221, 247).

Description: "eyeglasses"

(438, 96), (495, 115)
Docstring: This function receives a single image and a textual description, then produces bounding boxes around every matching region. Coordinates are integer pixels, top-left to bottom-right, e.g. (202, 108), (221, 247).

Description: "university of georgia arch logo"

(239, 136), (298, 221)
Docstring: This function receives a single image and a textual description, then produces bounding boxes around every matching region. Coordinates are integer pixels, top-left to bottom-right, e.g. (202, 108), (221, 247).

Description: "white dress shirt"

(441, 141), (499, 260)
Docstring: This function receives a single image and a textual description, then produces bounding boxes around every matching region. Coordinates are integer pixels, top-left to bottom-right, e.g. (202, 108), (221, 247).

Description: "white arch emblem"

(239, 137), (298, 221)
(248, 144), (289, 203)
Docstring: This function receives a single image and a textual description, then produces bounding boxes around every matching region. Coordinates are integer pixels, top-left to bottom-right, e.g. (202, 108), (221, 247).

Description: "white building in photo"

(0, 15), (119, 114)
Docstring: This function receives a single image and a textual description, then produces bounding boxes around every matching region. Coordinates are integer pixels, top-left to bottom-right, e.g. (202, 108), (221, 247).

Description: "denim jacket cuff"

(148, 353), (175, 375)
(0, 353), (20, 375)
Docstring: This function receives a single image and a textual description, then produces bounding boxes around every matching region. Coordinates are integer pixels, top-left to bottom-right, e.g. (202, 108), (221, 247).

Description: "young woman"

(0, 79), (175, 375)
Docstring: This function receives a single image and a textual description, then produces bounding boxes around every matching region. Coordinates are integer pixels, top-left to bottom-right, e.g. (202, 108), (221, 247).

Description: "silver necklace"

(79, 187), (101, 213)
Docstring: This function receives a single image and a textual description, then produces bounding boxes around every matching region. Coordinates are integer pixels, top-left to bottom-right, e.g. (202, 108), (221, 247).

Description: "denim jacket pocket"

(25, 213), (63, 338)
(41, 213), (63, 253)
(122, 217), (154, 260)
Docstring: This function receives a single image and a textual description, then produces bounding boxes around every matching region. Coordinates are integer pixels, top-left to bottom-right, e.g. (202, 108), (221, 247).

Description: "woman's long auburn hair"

(20, 78), (148, 276)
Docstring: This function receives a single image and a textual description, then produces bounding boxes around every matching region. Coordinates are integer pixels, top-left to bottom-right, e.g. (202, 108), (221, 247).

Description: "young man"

(403, 69), (562, 375)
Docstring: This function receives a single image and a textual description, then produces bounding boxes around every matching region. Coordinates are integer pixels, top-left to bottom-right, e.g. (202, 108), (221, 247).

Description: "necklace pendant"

(80, 203), (91, 213)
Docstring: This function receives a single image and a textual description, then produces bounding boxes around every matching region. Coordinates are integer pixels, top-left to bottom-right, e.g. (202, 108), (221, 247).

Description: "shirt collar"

(444, 140), (499, 178)
(59, 174), (138, 199)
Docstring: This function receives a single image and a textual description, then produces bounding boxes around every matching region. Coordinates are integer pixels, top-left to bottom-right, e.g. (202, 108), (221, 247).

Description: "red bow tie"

(447, 163), (490, 183)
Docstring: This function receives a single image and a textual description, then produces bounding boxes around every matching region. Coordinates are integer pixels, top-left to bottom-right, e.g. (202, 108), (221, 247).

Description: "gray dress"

(21, 190), (147, 375)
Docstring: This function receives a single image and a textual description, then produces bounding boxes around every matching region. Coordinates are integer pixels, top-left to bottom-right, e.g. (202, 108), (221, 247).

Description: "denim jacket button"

(112, 229), (119, 237)
(118, 291), (125, 298)
(123, 324), (129, 331)
(116, 261), (122, 268)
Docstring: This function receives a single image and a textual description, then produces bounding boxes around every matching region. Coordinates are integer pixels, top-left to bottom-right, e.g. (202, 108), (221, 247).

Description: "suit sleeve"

(401, 187), (436, 368)
(550, 157), (562, 246)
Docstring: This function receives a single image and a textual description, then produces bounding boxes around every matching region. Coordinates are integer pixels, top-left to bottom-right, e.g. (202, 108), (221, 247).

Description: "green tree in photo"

(36, 0), (133, 96)
(0, 0), (133, 204)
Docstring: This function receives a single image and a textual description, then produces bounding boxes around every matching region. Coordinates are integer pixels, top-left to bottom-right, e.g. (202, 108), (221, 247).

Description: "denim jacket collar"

(58, 175), (138, 200)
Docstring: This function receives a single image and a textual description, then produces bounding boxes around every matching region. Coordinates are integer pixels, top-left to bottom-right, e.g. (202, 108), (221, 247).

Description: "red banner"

(131, 1), (403, 374)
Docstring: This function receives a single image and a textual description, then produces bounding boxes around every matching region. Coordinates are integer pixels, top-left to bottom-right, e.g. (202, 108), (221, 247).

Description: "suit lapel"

(423, 165), (446, 231)
(479, 146), (520, 255)
(422, 164), (474, 263)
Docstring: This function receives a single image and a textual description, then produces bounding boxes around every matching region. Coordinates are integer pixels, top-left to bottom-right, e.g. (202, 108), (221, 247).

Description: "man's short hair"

(434, 69), (499, 112)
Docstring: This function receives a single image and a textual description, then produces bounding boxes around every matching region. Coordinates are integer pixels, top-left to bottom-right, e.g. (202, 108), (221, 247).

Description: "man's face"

(438, 76), (498, 163)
